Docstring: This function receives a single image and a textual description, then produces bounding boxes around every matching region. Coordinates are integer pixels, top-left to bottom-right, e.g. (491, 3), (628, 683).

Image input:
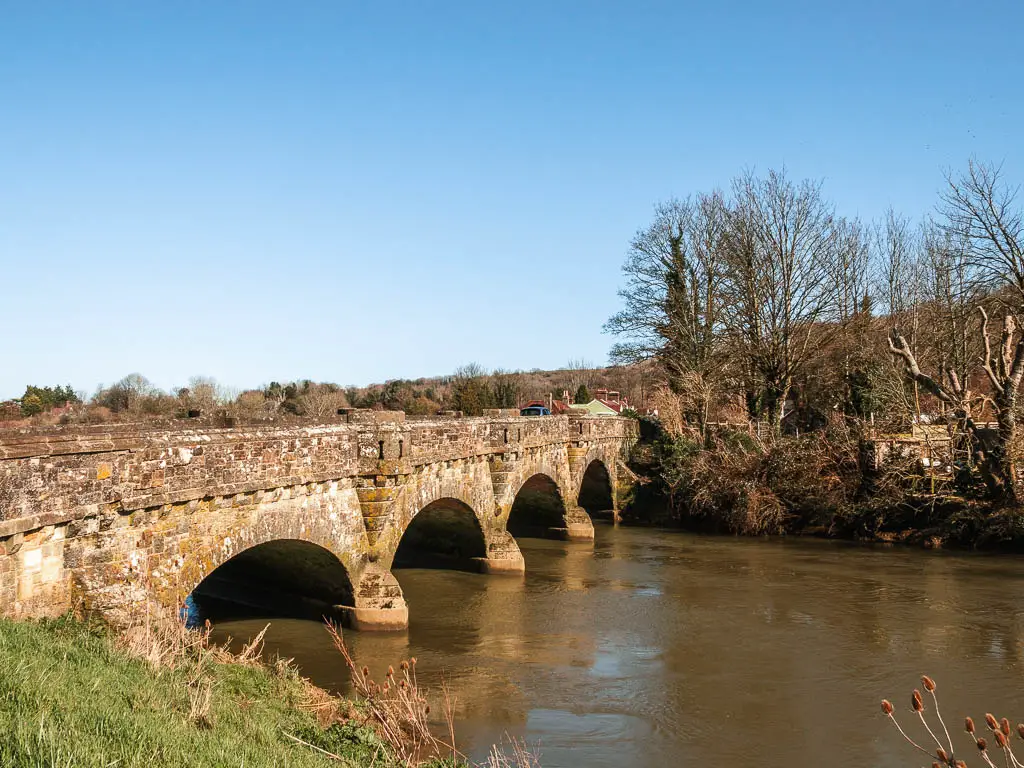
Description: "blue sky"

(1, 1), (1021, 399)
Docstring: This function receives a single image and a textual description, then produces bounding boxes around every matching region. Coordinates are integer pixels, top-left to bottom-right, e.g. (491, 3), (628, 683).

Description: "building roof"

(591, 389), (629, 414)
(572, 399), (619, 415)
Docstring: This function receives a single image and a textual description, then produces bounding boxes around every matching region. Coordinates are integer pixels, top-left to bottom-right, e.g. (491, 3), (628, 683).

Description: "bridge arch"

(393, 497), (488, 571)
(507, 472), (571, 538)
(577, 458), (615, 520)
(186, 538), (354, 624)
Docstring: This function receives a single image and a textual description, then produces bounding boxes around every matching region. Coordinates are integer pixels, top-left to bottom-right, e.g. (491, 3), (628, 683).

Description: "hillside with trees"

(0, 361), (652, 427)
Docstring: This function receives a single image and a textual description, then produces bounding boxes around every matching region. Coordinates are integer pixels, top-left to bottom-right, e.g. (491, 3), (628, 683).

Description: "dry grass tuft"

(116, 602), (214, 672)
(298, 678), (349, 728)
(480, 738), (542, 768)
(326, 622), (450, 765)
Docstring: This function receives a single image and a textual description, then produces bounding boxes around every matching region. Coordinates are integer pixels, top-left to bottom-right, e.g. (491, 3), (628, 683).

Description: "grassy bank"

(0, 615), (394, 767)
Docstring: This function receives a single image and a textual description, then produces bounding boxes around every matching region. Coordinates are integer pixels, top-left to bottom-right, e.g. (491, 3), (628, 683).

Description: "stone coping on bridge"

(0, 410), (628, 455)
(0, 413), (637, 540)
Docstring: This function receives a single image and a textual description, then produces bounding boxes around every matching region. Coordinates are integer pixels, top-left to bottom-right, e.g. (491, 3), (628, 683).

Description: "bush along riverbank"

(622, 416), (1024, 550)
(0, 613), (538, 768)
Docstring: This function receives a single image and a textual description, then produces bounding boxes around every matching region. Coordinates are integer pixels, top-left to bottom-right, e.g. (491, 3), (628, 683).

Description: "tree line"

(2, 361), (645, 424)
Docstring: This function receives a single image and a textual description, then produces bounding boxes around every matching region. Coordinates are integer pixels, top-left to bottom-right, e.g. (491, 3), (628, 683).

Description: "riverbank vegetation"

(611, 160), (1024, 547)
(0, 613), (536, 767)
(625, 415), (1024, 548)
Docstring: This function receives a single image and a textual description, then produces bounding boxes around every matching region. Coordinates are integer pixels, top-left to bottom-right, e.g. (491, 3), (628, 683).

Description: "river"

(210, 525), (1024, 767)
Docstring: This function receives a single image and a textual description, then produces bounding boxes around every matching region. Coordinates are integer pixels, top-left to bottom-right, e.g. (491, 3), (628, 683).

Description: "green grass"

(0, 616), (391, 767)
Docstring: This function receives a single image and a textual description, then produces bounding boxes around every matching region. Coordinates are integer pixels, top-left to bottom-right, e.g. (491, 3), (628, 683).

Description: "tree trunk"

(762, 380), (790, 436)
(992, 387), (1020, 504)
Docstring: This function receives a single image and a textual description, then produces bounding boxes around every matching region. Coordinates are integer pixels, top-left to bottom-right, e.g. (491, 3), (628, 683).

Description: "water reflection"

(210, 526), (1024, 768)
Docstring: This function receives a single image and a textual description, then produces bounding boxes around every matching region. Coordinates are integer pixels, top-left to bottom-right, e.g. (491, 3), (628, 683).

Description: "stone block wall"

(0, 412), (637, 626)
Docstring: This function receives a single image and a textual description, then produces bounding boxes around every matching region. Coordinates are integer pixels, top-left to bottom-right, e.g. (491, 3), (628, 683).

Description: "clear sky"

(1, 1), (1021, 399)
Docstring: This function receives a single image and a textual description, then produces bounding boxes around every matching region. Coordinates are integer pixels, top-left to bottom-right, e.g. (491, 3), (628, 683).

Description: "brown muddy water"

(210, 525), (1024, 767)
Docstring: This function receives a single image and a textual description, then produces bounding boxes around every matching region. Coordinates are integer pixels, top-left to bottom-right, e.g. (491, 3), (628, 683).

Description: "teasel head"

(400, 660), (409, 671)
(1001, 717), (1011, 736)
(986, 713), (999, 731)
(955, 761), (967, 768)
(936, 747), (949, 762)
(922, 675), (936, 692)
(387, 665), (394, 678)
(912, 690), (925, 712)
(977, 737), (988, 751)
(966, 716), (976, 734)
(1017, 723), (1024, 741)
(882, 699), (894, 715)
(997, 730), (1008, 749)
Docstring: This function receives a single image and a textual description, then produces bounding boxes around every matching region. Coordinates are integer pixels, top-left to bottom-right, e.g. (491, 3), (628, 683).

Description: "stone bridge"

(0, 410), (637, 630)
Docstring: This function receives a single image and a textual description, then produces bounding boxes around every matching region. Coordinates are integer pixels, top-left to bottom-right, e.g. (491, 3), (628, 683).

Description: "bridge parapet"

(0, 413), (637, 624)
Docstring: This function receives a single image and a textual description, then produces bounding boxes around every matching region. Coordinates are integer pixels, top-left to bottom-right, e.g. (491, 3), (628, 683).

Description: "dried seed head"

(424, 704), (430, 715)
(387, 665), (394, 677)
(400, 660), (409, 671)
(997, 731), (1008, 748)
(932, 762), (942, 768)
(922, 675), (936, 692)
(986, 713), (999, 731)
(955, 761), (967, 768)
(978, 737), (988, 751)
(913, 690), (925, 712)
(410, 657), (417, 666)
(1017, 723), (1024, 740)
(882, 700), (895, 715)
(1001, 718), (1011, 736)
(937, 747), (949, 761)
(966, 716), (976, 734)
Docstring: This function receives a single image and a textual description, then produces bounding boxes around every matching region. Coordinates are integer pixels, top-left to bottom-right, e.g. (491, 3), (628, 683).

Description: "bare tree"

(921, 222), (977, 398)
(605, 193), (728, 434)
(875, 207), (920, 317)
(873, 210), (925, 422)
(94, 373), (157, 413)
(721, 169), (840, 430)
(942, 159), (1024, 302)
(888, 160), (1024, 500)
(563, 358), (594, 397)
(823, 217), (874, 416)
(296, 382), (348, 420)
